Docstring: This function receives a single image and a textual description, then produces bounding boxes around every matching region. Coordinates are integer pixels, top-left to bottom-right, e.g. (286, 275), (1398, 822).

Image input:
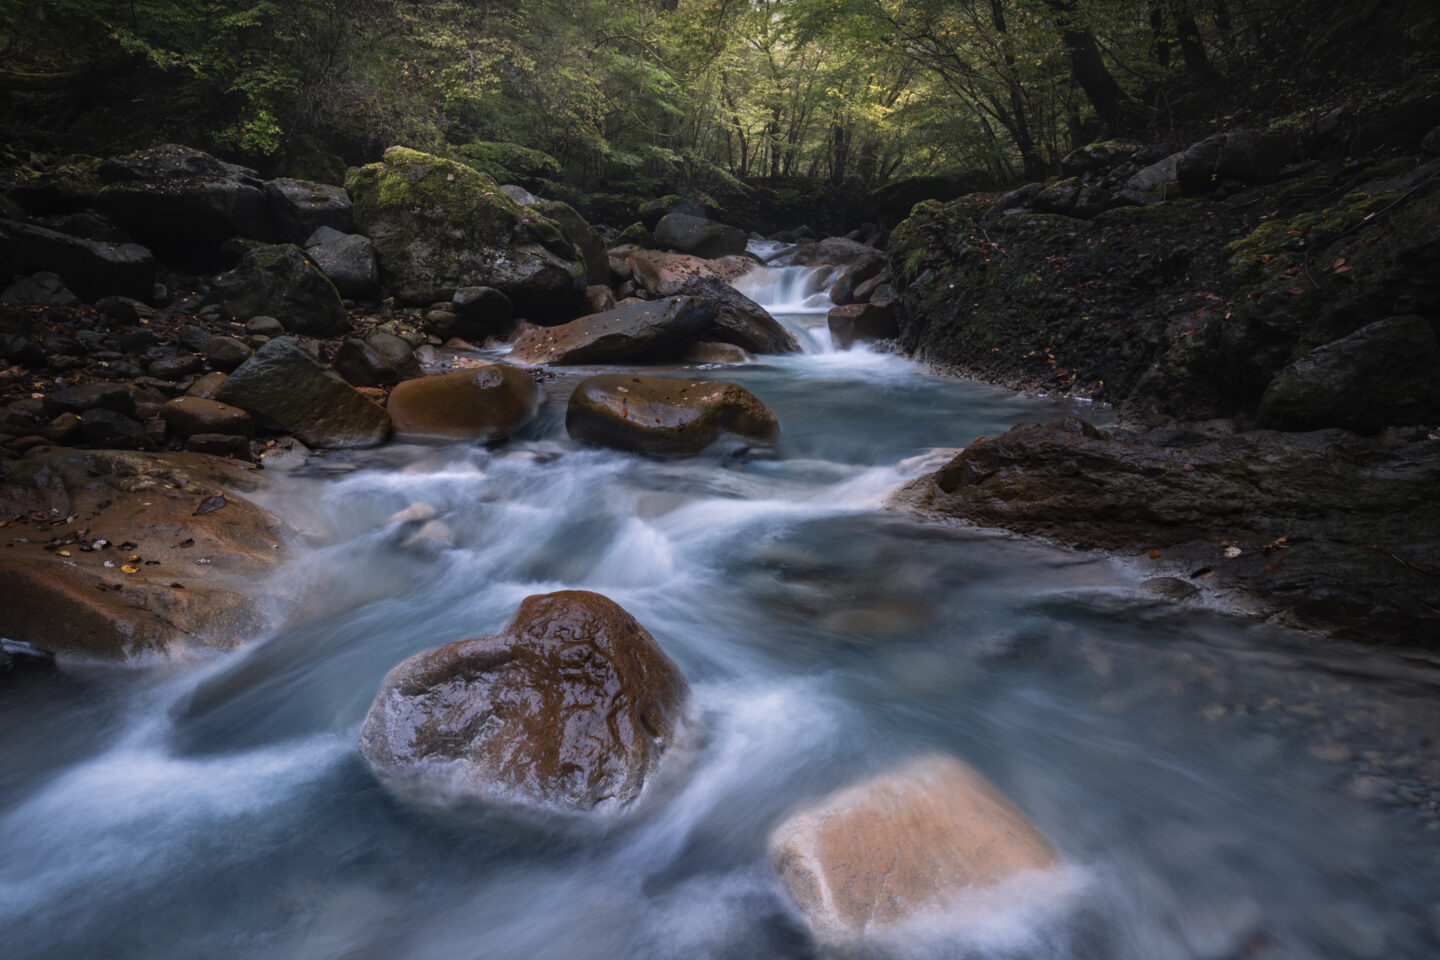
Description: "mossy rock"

(4, 155), (103, 215)
(346, 146), (583, 318)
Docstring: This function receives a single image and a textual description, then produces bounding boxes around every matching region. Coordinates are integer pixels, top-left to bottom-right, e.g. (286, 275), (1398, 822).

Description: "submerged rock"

(0, 449), (290, 658)
(769, 753), (1059, 946)
(358, 590), (689, 816)
(386, 365), (540, 439)
(566, 373), (778, 456)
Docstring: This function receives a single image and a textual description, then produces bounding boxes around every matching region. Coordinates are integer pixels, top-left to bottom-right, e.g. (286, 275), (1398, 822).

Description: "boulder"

(769, 236), (882, 269)
(639, 195), (708, 231)
(1060, 139), (1142, 175)
(333, 333), (422, 387)
(617, 222), (654, 248)
(358, 590), (689, 815)
(626, 250), (756, 296)
(500, 184), (540, 205)
(0, 218), (154, 302)
(264, 178), (355, 243)
(509, 296), (719, 365)
(0, 449), (290, 657)
(209, 241), (350, 337)
(1123, 152), (1181, 198)
(675, 275), (800, 354)
(386, 365), (540, 439)
(205, 335), (251, 371)
(1, 271), (79, 306)
(566, 373), (778, 456)
(1030, 177), (1082, 216)
(1176, 134), (1225, 194)
(768, 754), (1058, 946)
(584, 284), (616, 315)
(1215, 129), (1292, 184)
(346, 146), (584, 318)
(80, 408), (148, 449)
(95, 144), (271, 267)
(534, 200), (609, 286)
(1257, 316), (1440, 433)
(828, 302), (898, 350)
(827, 250), (888, 306)
(447, 285), (515, 341)
(652, 213), (747, 259)
(303, 227), (380, 301)
(43, 382), (140, 417)
(680, 341), (754, 364)
(891, 417), (1440, 643)
(159, 397), (254, 437)
(215, 337), (391, 448)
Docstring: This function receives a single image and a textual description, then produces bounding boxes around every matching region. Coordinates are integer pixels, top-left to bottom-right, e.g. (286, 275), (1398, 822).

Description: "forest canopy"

(2, 0), (1436, 200)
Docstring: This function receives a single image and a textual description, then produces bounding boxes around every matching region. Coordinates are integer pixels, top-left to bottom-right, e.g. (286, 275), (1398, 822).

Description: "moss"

(348, 145), (520, 240)
(452, 140), (562, 181)
(1227, 189), (1403, 263)
(4, 154), (102, 213)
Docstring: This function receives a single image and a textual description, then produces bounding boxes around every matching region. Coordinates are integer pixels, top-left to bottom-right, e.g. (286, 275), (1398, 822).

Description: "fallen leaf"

(57, 550), (70, 557)
(193, 494), (227, 516)
(121, 564), (139, 574)
(1224, 545), (1242, 558)
(1148, 549), (1161, 559)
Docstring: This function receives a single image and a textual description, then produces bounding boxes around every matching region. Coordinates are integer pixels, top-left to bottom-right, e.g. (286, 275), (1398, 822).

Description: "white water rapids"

(3, 258), (1439, 959)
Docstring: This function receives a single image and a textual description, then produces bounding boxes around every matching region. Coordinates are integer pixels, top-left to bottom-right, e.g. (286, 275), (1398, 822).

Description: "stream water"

(3, 261), (1440, 959)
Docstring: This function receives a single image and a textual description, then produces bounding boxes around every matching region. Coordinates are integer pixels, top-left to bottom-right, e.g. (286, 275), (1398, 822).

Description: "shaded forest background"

(2, 0), (1437, 226)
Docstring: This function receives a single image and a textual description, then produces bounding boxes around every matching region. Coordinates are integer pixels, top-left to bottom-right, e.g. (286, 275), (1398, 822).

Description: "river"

(2, 260), (1439, 959)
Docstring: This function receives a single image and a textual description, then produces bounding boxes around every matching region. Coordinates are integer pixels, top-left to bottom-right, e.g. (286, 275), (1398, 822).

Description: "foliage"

(1, 0), (1436, 197)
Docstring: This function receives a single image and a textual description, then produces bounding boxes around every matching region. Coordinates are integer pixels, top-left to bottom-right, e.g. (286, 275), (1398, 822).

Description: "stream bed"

(3, 299), (1440, 960)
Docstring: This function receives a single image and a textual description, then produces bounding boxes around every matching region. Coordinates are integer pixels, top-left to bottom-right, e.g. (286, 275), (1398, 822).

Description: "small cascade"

(735, 242), (845, 353)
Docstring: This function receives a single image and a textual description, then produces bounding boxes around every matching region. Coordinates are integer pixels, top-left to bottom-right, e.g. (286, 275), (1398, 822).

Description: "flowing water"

(3, 262), (1440, 960)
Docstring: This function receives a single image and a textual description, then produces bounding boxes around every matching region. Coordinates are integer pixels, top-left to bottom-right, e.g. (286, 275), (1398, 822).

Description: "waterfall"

(733, 242), (845, 353)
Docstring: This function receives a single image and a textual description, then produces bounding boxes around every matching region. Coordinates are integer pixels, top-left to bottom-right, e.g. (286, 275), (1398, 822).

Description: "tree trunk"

(1044, 1), (1132, 133)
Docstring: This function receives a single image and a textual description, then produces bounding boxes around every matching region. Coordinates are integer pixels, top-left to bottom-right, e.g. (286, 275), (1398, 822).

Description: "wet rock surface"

(0, 448), (291, 658)
(769, 753), (1059, 945)
(892, 417), (1440, 644)
(566, 373), (779, 456)
(358, 590), (689, 816)
(386, 365), (540, 439)
(509, 296), (719, 365)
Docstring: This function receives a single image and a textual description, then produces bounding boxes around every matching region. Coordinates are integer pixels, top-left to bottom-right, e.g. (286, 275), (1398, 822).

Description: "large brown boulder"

(386, 365), (541, 439)
(0, 449), (293, 658)
(509, 296), (719, 365)
(566, 373), (778, 456)
(624, 252), (798, 354)
(159, 396), (254, 437)
(358, 590), (689, 816)
(769, 753), (1059, 946)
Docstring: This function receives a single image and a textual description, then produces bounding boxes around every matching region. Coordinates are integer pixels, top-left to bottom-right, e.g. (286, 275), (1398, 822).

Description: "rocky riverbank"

(886, 96), (1440, 647)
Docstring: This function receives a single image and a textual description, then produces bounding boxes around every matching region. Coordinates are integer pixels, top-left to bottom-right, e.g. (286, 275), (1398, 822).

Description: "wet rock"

(891, 417), (1440, 644)
(0, 449), (289, 657)
(639, 195), (708, 231)
(148, 355), (205, 380)
(386, 365), (540, 439)
(770, 236), (882, 269)
(533, 200), (608, 285)
(43, 382), (138, 417)
(209, 241), (350, 337)
(244, 315), (285, 337)
(509, 296), (720, 365)
(676, 276), (800, 355)
(828, 302), (898, 350)
(79, 408), (148, 449)
(1177, 134), (1226, 193)
(358, 590), (689, 815)
(680, 341), (754, 364)
(185, 433), (254, 460)
(438, 285), (514, 342)
(43, 412), (84, 444)
(0, 333), (46, 368)
(159, 397), (253, 437)
(584, 284), (616, 315)
(626, 251), (756, 296)
(653, 213), (747, 259)
(264, 178), (354, 243)
(617, 221), (654, 248)
(333, 333), (422, 387)
(303, 227), (380, 301)
(346, 146), (584, 318)
(1257, 316), (1440, 433)
(215, 337), (391, 449)
(186, 371), (228, 399)
(566, 373), (778, 456)
(768, 753), (1058, 946)
(95, 144), (271, 267)
(205, 335), (252, 371)
(2, 271), (79, 306)
(1031, 177), (1082, 215)
(0, 218), (154, 302)
(1061, 139), (1142, 175)
(1215, 129), (1292, 184)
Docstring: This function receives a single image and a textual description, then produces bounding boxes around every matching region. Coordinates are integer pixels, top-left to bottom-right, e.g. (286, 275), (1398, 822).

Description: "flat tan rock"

(769, 753), (1058, 943)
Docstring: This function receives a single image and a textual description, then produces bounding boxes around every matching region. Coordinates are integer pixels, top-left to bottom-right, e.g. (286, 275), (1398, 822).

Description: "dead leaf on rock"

(121, 564), (139, 574)
(193, 494), (227, 516)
